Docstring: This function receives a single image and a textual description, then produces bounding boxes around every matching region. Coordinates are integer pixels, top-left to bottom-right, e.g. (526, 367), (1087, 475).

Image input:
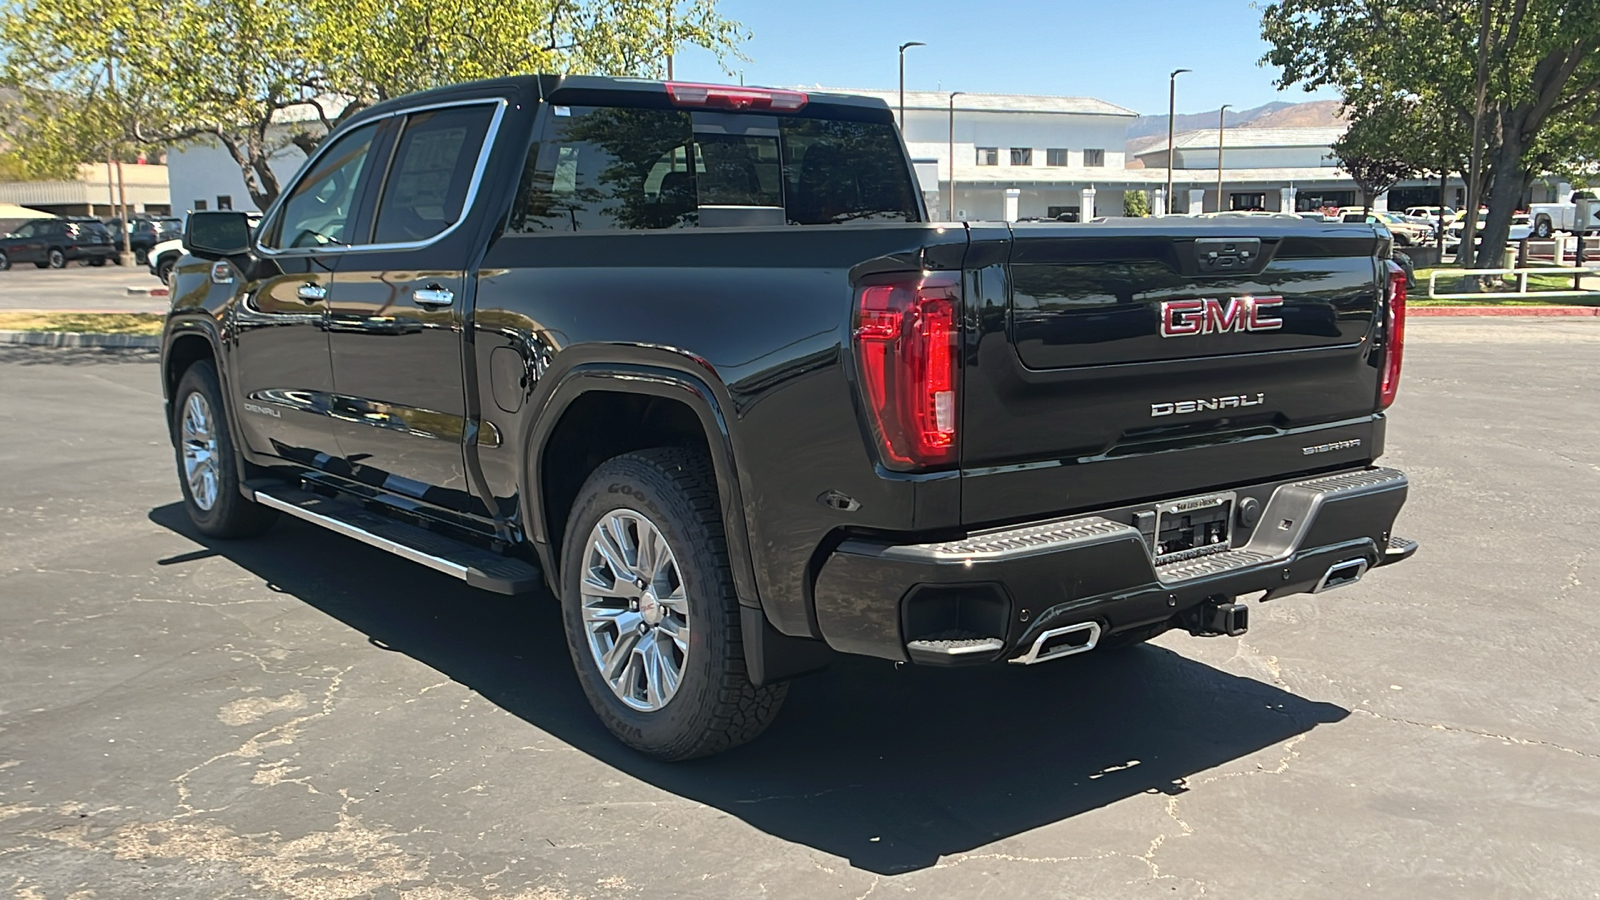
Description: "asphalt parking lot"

(2, 320), (1598, 899)
(0, 265), (168, 313)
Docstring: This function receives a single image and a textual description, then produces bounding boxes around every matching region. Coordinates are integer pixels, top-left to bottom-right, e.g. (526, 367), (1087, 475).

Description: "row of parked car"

(0, 215), (183, 272)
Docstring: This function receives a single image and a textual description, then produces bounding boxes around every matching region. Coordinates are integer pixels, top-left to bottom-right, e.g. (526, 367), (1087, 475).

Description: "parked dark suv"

(106, 216), (184, 264)
(0, 218), (118, 270)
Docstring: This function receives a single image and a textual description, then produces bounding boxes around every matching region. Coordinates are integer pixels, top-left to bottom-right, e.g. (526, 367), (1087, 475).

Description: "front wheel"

(89, 256), (107, 267)
(172, 361), (278, 538)
(47, 248), (65, 268)
(0, 251), (9, 271)
(560, 448), (786, 760)
(1534, 217), (1554, 240)
(156, 256), (175, 284)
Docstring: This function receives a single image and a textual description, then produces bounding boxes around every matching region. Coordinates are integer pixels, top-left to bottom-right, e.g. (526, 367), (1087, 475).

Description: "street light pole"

(898, 41), (925, 133)
(1166, 68), (1190, 215)
(948, 91), (965, 221)
(1216, 104), (1231, 213)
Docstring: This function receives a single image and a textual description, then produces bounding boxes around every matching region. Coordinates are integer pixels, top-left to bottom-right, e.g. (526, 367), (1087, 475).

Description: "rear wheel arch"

(528, 368), (759, 607)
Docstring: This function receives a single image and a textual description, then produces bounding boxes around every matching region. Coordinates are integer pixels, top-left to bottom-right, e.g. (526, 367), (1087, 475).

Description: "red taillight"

(665, 82), (808, 112)
(854, 273), (961, 470)
(1379, 261), (1406, 409)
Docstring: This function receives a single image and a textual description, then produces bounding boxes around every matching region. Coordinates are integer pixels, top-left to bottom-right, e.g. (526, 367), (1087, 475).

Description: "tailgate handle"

(1194, 238), (1261, 274)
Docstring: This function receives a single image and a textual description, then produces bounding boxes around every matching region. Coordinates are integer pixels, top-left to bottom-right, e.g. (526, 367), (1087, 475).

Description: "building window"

(1046, 205), (1080, 222)
(975, 147), (999, 166)
(193, 200), (207, 211)
(216, 195), (232, 210)
(1010, 147), (1032, 166)
(1230, 192), (1267, 211)
(1046, 148), (1069, 166)
(1083, 149), (1105, 167)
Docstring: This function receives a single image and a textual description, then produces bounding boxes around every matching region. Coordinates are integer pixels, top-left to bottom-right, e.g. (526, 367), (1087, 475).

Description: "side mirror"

(183, 211), (253, 259)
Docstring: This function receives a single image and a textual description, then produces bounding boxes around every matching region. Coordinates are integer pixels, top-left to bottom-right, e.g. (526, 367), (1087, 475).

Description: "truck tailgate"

(960, 220), (1388, 525)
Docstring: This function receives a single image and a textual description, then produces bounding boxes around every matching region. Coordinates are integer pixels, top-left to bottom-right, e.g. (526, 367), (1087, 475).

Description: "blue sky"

(670, 0), (1340, 116)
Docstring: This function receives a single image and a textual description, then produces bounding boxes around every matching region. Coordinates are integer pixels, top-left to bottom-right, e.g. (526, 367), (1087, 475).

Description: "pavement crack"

(1353, 708), (1600, 760)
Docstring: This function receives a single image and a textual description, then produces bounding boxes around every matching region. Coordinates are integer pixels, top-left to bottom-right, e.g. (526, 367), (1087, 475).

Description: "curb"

(1410, 306), (1600, 317)
(125, 285), (170, 296)
(0, 330), (160, 348)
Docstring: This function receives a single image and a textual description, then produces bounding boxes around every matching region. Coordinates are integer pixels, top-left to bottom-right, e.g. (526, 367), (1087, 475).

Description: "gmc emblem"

(1159, 296), (1285, 338)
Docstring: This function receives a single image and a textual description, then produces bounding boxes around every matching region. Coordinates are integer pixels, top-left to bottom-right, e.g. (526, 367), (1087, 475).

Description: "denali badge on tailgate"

(1159, 296), (1284, 338)
(1152, 393), (1265, 417)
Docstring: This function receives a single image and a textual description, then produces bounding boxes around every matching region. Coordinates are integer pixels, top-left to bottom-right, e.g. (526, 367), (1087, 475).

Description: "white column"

(1280, 186), (1297, 212)
(1004, 188), (1020, 223)
(1188, 189), (1206, 215)
(1152, 189), (1166, 217)
(1079, 186), (1096, 221)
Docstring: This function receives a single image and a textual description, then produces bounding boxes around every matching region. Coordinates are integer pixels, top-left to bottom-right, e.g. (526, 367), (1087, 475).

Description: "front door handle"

(296, 283), (328, 303)
(413, 285), (455, 308)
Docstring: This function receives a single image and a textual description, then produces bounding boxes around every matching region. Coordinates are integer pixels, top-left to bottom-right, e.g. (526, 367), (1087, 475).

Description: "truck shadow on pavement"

(152, 504), (1349, 875)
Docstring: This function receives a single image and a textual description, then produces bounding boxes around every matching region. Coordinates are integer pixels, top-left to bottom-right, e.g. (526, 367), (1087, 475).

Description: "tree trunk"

(1473, 123), (1529, 273)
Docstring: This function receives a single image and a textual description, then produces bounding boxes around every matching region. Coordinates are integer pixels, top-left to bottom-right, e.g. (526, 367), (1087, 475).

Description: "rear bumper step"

(813, 466), (1412, 665)
(250, 484), (542, 595)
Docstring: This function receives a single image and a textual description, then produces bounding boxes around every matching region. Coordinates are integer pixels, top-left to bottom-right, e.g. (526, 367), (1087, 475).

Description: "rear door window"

(371, 104), (496, 244)
(507, 104), (918, 233)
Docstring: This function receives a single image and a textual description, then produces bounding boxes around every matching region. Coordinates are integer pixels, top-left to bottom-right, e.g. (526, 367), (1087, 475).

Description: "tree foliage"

(1262, 0), (1600, 267)
(1123, 189), (1150, 217)
(1330, 100), (1422, 211)
(0, 0), (745, 208)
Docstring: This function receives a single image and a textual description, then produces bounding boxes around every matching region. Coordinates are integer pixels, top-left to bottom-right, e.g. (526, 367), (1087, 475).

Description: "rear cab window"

(507, 99), (920, 233)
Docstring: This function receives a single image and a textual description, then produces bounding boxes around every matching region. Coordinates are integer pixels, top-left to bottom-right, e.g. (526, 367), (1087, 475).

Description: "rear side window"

(372, 104), (496, 244)
(507, 105), (918, 233)
(508, 107), (698, 233)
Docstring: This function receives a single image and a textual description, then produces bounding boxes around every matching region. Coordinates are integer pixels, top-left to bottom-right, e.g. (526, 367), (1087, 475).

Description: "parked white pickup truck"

(1530, 188), (1600, 239)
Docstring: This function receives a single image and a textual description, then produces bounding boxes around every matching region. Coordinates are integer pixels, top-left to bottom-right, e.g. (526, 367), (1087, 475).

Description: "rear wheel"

(172, 361), (278, 538)
(156, 256), (176, 284)
(560, 448), (786, 760)
(89, 256), (107, 267)
(0, 251), (9, 271)
(47, 248), (65, 268)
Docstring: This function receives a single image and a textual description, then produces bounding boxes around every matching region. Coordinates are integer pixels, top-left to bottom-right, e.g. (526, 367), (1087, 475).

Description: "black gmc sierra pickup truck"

(162, 75), (1415, 759)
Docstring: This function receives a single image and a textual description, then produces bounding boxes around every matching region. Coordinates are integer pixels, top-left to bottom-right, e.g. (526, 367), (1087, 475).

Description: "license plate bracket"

(1151, 492), (1235, 565)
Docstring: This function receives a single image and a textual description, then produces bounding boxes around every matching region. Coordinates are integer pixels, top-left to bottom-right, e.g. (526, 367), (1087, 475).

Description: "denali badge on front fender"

(1152, 393), (1265, 417)
(1160, 296), (1285, 338)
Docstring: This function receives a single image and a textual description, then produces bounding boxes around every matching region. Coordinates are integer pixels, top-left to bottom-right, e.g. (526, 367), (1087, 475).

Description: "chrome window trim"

(255, 98), (509, 257)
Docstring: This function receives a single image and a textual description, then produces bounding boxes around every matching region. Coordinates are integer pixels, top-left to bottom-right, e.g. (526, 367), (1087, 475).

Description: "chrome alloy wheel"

(180, 392), (221, 511)
(580, 509), (691, 712)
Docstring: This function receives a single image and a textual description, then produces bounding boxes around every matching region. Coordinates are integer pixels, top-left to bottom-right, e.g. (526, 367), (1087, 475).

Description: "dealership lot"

(0, 265), (168, 313)
(1, 321), (1598, 899)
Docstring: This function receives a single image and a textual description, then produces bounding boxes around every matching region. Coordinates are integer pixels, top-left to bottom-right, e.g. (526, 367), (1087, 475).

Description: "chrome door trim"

(254, 98), (510, 259)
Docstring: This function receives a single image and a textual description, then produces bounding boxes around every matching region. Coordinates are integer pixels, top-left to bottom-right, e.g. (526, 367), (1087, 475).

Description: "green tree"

(1329, 98), (1423, 212)
(1262, 0), (1600, 268)
(1, 0), (745, 209)
(1123, 189), (1150, 217)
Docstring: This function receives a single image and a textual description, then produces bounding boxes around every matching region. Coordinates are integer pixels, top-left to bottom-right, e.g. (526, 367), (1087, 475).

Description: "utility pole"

(898, 42), (925, 133)
(665, 4), (674, 80)
(1166, 69), (1190, 215)
(947, 91), (965, 221)
(1216, 104), (1230, 213)
(1461, 0), (1492, 268)
(107, 53), (134, 265)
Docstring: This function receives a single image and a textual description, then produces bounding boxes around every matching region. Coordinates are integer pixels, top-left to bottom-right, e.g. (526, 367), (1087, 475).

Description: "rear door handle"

(296, 283), (328, 303)
(413, 285), (455, 308)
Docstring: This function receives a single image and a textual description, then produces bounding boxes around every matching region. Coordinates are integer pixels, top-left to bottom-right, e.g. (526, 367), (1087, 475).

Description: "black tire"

(171, 361), (278, 539)
(47, 248), (65, 268)
(560, 448), (786, 760)
(156, 256), (175, 283)
(135, 249), (149, 265)
(89, 256), (107, 267)
(1534, 217), (1553, 240)
(0, 251), (9, 271)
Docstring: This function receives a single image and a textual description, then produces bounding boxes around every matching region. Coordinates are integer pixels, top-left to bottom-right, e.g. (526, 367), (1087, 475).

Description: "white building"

(0, 162), (171, 216)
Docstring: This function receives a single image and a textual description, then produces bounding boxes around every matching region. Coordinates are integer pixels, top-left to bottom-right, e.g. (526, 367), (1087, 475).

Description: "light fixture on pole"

(1216, 104), (1231, 213)
(1166, 68), (1190, 215)
(948, 91), (965, 221)
(898, 42), (925, 132)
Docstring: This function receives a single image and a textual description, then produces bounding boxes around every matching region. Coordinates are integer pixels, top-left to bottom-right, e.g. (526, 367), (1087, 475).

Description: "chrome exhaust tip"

(1010, 621), (1101, 665)
(1313, 557), (1369, 593)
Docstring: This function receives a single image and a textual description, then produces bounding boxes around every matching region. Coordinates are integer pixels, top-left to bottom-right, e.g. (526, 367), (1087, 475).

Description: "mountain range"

(1125, 100), (1345, 155)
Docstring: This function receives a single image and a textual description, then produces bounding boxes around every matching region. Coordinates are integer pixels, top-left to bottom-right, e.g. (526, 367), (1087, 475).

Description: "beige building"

(0, 162), (172, 217)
